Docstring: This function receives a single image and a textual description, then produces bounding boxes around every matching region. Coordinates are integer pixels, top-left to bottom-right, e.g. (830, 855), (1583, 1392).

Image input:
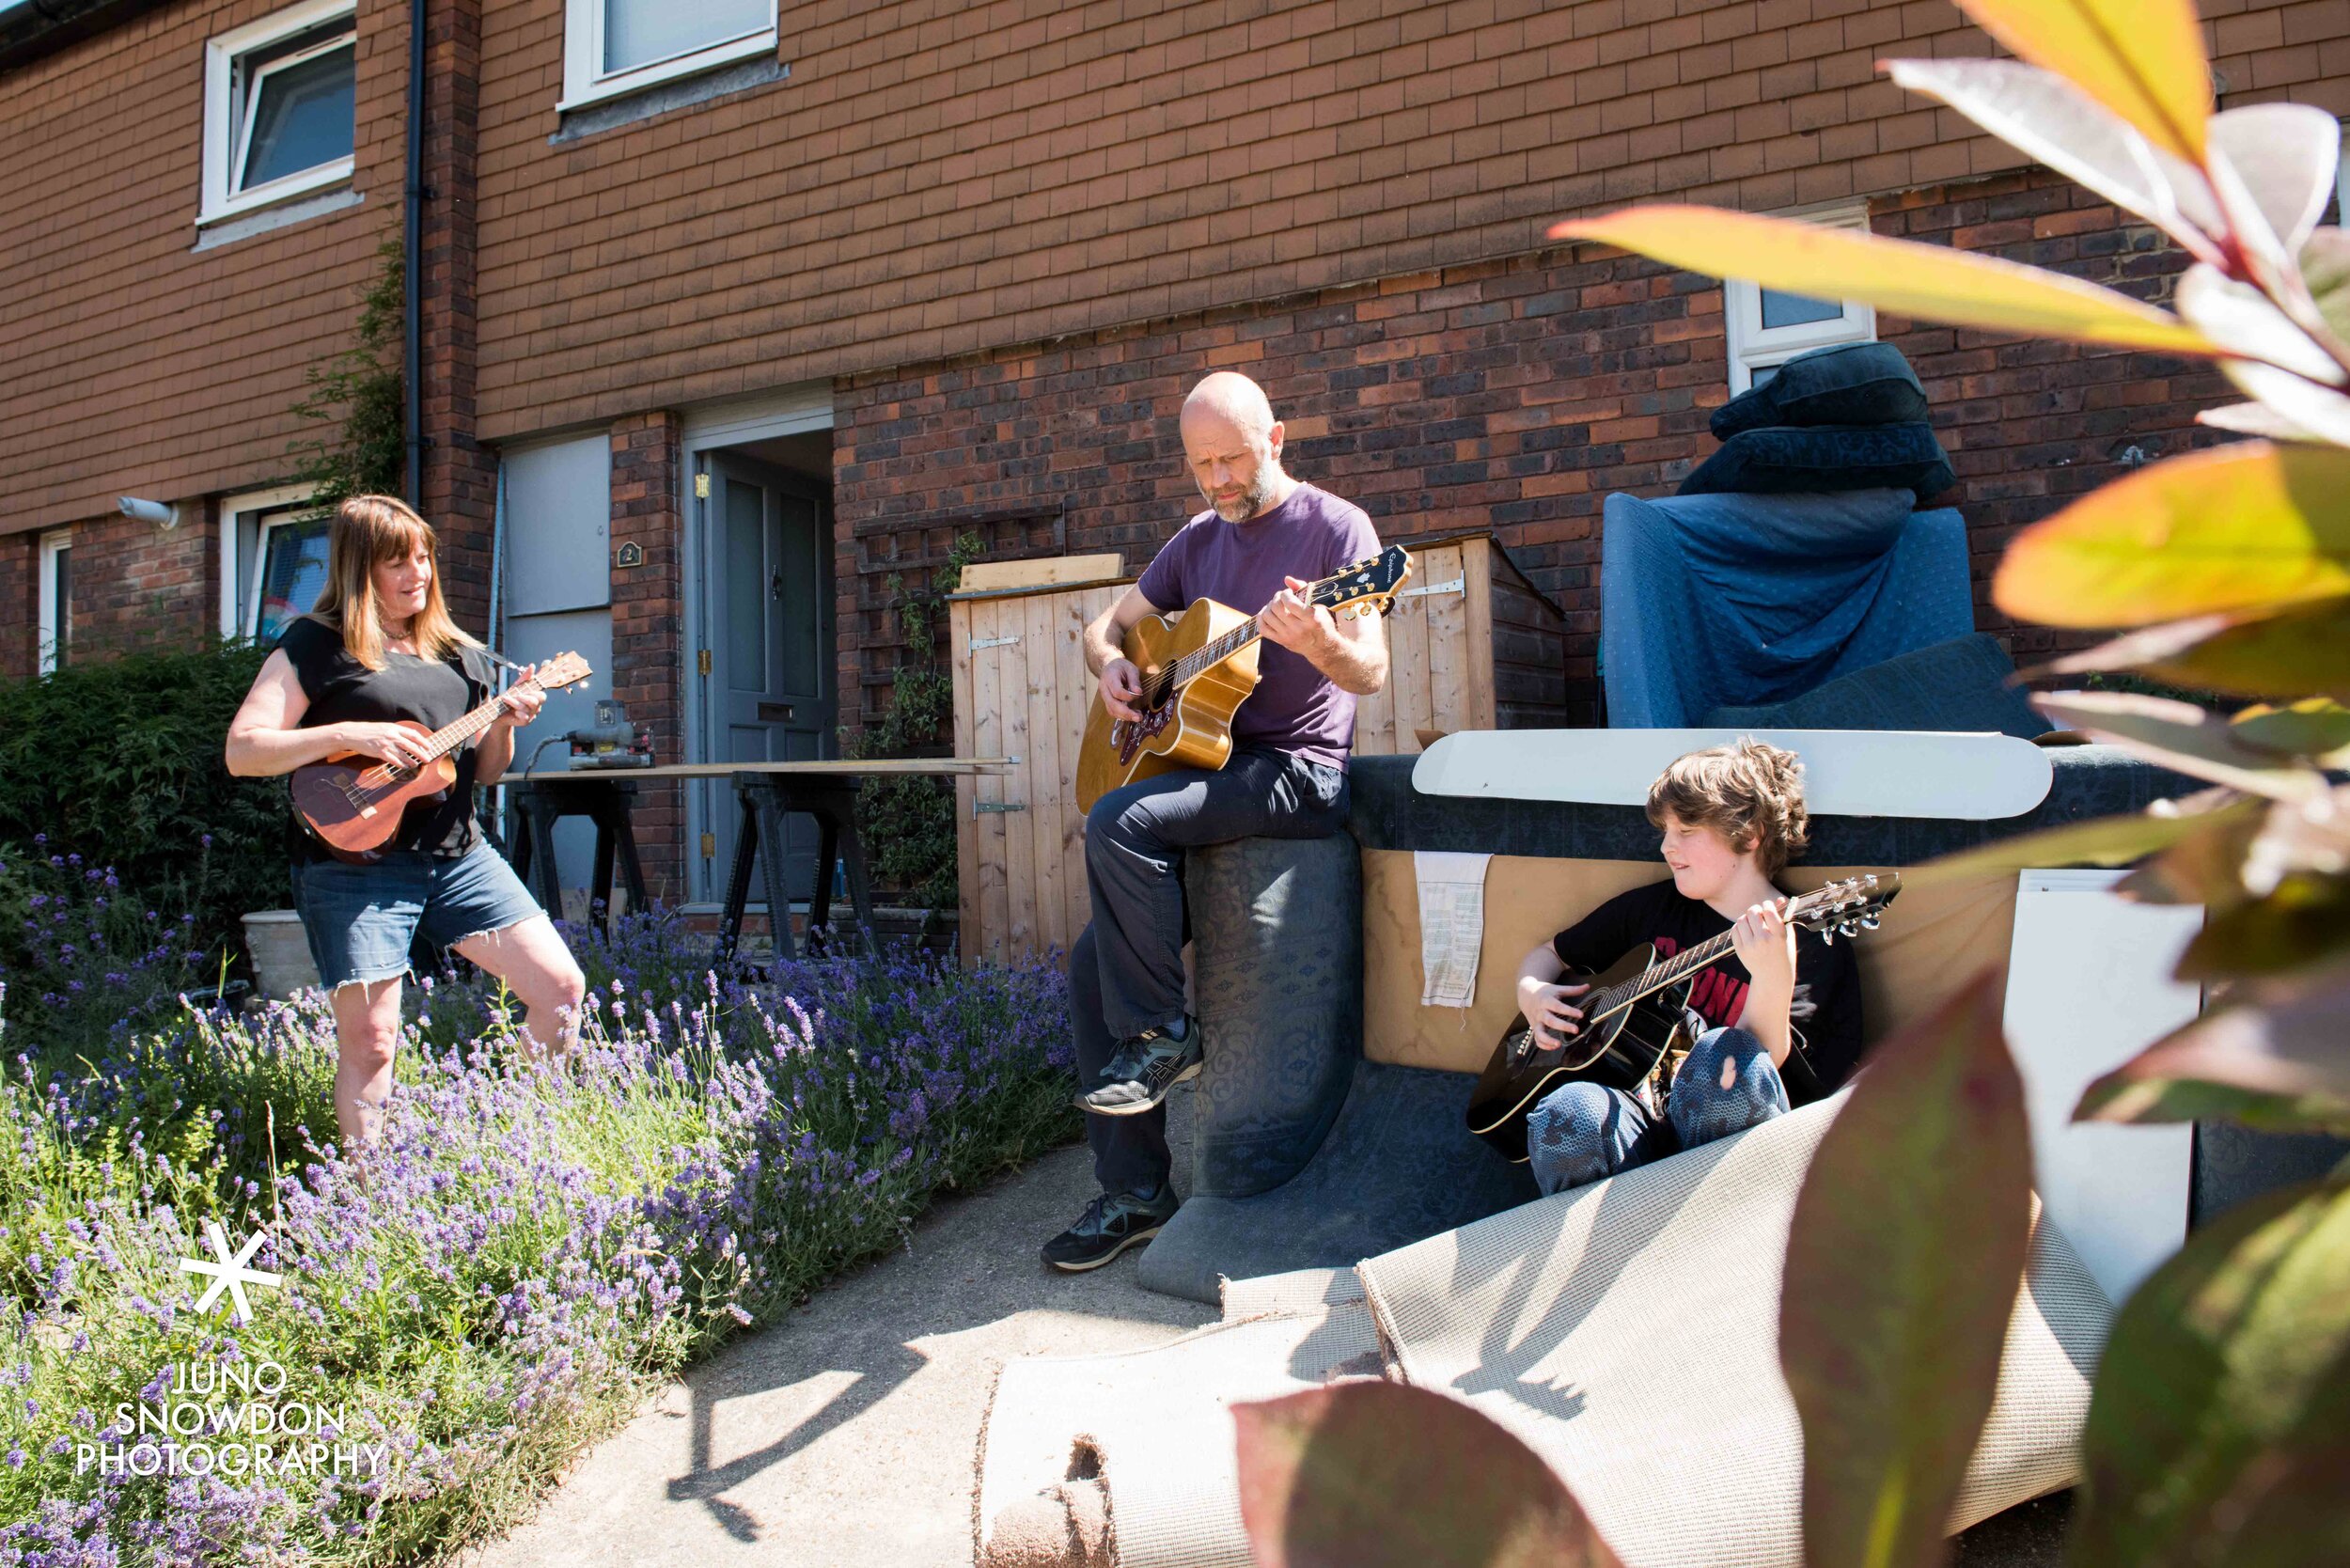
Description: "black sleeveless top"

(276, 614), (495, 863)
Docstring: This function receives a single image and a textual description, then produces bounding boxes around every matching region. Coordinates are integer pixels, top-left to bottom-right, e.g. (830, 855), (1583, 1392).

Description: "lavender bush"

(0, 909), (1075, 1564)
(0, 842), (229, 1058)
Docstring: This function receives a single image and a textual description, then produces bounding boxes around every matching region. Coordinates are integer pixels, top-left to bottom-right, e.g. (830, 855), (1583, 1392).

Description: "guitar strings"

(1136, 559), (1381, 710)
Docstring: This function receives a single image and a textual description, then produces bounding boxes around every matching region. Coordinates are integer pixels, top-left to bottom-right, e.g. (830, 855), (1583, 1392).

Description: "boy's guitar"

(290, 651), (592, 865)
(1073, 547), (1412, 811)
(1463, 873), (1901, 1162)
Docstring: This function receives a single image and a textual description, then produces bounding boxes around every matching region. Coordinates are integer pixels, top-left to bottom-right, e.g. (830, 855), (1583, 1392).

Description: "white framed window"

(37, 529), (70, 676)
(560, 0), (776, 112)
(1724, 205), (1878, 394)
(219, 486), (330, 644)
(200, 0), (357, 227)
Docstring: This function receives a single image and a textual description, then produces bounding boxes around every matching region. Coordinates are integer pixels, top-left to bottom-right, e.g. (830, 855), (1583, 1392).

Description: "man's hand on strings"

(1518, 978), (1590, 1052)
(1260, 575), (1339, 656)
(1100, 658), (1146, 722)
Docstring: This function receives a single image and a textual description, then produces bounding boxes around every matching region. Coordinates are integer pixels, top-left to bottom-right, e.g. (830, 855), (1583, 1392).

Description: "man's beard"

(1204, 467), (1276, 522)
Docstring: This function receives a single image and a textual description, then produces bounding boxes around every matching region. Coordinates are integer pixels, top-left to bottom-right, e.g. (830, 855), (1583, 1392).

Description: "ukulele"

(1073, 546), (1413, 812)
(1463, 873), (1901, 1162)
(290, 651), (592, 865)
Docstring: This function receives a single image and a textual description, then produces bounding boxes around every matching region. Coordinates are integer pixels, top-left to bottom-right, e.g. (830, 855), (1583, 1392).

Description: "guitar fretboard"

(1139, 581), (1350, 707)
(1582, 889), (1844, 1024)
(361, 676), (546, 784)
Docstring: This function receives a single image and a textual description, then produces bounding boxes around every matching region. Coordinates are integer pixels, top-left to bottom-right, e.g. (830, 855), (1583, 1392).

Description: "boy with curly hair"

(1513, 738), (1865, 1195)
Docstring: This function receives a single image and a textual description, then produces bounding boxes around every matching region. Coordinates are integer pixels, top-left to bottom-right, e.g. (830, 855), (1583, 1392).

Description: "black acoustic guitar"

(1464, 873), (1901, 1162)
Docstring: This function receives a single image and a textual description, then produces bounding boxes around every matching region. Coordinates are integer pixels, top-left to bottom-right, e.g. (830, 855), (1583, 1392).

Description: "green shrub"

(0, 640), (285, 975)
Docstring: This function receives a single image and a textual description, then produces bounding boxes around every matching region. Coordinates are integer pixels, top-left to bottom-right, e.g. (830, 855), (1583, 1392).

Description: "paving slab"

(462, 1094), (1210, 1568)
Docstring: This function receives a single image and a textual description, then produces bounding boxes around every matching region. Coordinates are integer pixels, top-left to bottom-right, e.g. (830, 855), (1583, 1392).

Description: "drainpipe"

(402, 0), (426, 507)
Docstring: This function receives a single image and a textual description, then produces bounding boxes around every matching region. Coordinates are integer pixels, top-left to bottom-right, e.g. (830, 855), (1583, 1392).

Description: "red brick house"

(5, 0), (2345, 907)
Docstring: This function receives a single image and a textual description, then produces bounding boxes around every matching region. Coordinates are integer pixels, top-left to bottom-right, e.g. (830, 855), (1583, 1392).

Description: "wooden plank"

(1353, 604), (1398, 756)
(999, 598), (1039, 961)
(514, 759), (1014, 780)
(957, 553), (1125, 594)
(1058, 587), (1106, 947)
(951, 602), (981, 969)
(1420, 542), (1468, 750)
(969, 599), (1011, 965)
(1462, 537), (1498, 729)
(1387, 549), (1433, 757)
(1021, 589), (1065, 958)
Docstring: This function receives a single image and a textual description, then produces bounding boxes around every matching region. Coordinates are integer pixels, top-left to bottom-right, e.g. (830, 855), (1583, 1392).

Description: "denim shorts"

(291, 841), (544, 990)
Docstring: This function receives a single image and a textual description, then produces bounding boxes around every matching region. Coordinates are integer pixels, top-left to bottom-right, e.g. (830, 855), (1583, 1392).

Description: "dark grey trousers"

(1072, 745), (1350, 1196)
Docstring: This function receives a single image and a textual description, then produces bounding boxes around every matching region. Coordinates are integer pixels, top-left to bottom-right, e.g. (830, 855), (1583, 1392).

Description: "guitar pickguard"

(1112, 703), (1176, 766)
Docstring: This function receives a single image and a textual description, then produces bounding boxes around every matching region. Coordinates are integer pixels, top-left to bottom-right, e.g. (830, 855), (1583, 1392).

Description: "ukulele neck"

(407, 678), (540, 765)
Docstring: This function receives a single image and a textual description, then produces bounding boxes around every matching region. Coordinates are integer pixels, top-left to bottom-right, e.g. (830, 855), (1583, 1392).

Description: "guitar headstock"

(1312, 545), (1413, 620)
(1789, 872), (1902, 944)
(530, 651), (594, 691)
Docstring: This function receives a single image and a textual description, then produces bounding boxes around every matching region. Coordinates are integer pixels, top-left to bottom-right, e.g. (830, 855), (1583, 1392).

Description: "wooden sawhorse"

(713, 771), (879, 970)
(503, 776), (651, 938)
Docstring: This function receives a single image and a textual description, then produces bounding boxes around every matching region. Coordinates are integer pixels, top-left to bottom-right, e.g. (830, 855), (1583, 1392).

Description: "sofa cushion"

(1713, 340), (1932, 437)
(1680, 421), (1956, 500)
(1700, 633), (2053, 740)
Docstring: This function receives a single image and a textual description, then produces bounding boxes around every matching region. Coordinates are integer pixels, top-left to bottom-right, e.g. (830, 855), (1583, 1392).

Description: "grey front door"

(699, 455), (836, 902)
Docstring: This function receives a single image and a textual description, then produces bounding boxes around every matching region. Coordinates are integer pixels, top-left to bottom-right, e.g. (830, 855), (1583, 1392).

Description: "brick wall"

(608, 411), (685, 901)
(834, 167), (2239, 727)
(420, 0), (498, 633)
(69, 510), (217, 661)
(0, 533), (32, 682)
(461, 0), (2345, 446)
(1, 0), (409, 534)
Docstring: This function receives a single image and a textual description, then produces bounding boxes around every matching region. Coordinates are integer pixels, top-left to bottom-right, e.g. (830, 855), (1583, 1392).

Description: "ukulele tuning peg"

(1822, 929), (1837, 945)
(1861, 914), (1880, 931)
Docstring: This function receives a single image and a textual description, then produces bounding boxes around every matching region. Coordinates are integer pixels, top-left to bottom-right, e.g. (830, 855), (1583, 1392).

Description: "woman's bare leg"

(327, 976), (405, 1153)
(454, 915), (588, 1055)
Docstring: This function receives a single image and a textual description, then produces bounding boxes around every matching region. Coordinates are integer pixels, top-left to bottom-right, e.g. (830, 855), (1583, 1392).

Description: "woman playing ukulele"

(226, 494), (585, 1158)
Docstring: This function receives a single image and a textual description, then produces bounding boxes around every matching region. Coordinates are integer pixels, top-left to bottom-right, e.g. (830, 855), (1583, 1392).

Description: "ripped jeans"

(1523, 1025), (1789, 1198)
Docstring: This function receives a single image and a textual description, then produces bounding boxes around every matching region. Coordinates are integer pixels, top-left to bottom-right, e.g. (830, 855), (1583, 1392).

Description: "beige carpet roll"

(1357, 1094), (2110, 1568)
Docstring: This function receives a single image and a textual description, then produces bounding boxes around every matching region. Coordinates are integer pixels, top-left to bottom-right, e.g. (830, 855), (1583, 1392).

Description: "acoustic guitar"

(1464, 873), (1901, 1162)
(1073, 546), (1413, 811)
(290, 651), (592, 865)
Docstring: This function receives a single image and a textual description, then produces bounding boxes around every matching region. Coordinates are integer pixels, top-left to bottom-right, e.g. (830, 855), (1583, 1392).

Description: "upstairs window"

(1724, 205), (1877, 394)
(202, 1), (356, 226)
(562, 0), (776, 110)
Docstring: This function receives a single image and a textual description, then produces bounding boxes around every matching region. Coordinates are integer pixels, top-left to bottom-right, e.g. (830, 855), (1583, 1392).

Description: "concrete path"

(466, 1082), (2067, 1567)
(464, 1095), (1209, 1568)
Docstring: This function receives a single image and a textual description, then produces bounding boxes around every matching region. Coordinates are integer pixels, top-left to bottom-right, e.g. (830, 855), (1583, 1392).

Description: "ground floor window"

(37, 528), (70, 674)
(1723, 204), (1877, 394)
(219, 486), (326, 644)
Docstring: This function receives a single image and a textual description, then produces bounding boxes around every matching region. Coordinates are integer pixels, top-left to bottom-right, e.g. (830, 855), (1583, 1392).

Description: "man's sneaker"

(1077, 1017), (1202, 1117)
(1040, 1184), (1181, 1273)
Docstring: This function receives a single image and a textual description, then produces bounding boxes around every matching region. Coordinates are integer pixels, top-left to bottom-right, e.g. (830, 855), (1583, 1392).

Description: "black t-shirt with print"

(276, 614), (495, 863)
(1548, 878), (1866, 1104)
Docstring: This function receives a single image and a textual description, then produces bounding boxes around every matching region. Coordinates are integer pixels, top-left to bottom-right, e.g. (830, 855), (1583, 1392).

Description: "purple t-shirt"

(1135, 482), (1382, 769)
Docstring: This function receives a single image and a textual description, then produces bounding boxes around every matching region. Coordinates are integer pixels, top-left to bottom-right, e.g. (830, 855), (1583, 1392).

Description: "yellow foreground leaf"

(1954, 0), (2211, 164)
(1548, 207), (2217, 356)
(1993, 443), (2350, 627)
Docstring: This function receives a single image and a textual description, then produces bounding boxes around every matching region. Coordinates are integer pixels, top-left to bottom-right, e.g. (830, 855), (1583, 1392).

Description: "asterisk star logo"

(179, 1221), (282, 1321)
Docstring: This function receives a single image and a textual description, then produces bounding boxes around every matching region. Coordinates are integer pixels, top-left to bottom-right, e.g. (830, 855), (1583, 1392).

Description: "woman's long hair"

(310, 494), (480, 670)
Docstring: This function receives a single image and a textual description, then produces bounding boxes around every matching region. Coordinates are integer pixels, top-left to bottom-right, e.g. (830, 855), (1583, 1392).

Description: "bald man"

(1042, 371), (1389, 1273)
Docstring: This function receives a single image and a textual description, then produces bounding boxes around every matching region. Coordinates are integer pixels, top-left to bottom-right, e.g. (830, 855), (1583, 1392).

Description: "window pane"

(241, 40), (355, 190)
(1759, 289), (1842, 331)
(49, 546), (70, 672)
(603, 0), (767, 74)
(257, 519), (332, 644)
